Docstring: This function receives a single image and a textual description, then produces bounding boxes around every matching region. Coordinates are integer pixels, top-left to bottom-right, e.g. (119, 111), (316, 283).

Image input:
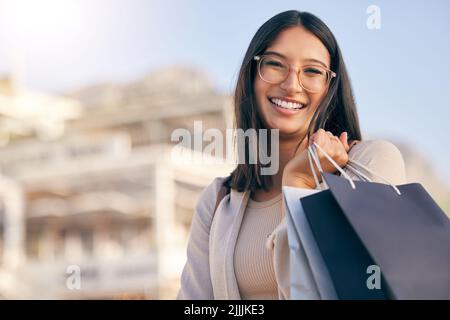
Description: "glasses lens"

(259, 56), (288, 84)
(300, 66), (329, 93)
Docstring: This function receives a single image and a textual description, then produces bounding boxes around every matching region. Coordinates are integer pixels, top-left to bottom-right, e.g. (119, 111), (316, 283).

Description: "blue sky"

(0, 0), (449, 183)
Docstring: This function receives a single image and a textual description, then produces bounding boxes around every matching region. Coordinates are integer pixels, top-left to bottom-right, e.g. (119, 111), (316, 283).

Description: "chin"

(266, 119), (306, 136)
(279, 126), (305, 136)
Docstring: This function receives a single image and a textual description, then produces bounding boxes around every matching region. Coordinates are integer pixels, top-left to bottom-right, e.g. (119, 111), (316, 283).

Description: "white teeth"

(270, 98), (303, 110)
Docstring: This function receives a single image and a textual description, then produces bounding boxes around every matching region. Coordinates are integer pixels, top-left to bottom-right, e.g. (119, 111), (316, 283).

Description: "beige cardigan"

(177, 140), (407, 300)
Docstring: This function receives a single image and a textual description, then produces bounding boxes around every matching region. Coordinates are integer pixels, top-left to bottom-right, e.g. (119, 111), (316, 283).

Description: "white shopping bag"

(284, 185), (338, 300)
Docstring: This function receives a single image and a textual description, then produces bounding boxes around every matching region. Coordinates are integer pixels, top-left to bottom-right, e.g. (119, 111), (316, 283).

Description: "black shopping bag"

(301, 171), (450, 300)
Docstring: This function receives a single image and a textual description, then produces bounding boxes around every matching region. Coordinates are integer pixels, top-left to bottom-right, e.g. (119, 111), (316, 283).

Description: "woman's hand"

(282, 129), (353, 189)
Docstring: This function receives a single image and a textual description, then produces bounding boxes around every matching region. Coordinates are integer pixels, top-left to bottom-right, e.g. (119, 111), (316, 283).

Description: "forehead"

(265, 26), (331, 67)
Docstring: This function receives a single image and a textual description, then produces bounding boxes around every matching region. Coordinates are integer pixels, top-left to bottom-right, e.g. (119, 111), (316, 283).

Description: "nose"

(279, 68), (303, 94)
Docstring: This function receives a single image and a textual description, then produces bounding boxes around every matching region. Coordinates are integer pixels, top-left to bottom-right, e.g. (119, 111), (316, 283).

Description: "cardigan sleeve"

(346, 139), (407, 185)
(176, 176), (226, 300)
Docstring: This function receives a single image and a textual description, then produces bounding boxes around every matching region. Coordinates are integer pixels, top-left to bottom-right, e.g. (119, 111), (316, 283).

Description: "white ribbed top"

(234, 193), (283, 300)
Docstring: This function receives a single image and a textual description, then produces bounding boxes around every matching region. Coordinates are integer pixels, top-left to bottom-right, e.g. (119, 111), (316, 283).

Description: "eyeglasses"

(254, 54), (336, 93)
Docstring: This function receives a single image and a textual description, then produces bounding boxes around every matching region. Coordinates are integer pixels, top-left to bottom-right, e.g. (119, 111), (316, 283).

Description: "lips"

(268, 97), (306, 110)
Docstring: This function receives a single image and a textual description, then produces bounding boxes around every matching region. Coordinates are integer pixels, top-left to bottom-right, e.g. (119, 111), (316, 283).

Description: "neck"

(267, 133), (308, 193)
(250, 132), (308, 201)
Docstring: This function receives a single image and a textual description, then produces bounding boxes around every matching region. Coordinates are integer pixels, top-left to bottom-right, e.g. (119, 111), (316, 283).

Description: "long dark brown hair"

(227, 10), (362, 192)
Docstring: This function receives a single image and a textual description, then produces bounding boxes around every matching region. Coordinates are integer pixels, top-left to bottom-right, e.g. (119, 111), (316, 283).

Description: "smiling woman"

(177, 10), (407, 300)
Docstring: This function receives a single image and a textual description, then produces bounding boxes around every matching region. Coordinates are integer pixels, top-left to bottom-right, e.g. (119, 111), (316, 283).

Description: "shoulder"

(347, 139), (407, 185)
(197, 176), (229, 208)
(349, 139), (404, 162)
(193, 176), (229, 230)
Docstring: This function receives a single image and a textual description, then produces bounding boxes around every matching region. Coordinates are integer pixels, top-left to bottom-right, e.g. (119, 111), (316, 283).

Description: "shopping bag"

(284, 186), (338, 299)
(299, 142), (450, 299)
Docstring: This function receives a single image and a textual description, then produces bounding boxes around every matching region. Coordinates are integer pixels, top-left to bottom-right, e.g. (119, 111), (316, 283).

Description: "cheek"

(254, 77), (270, 105)
(310, 91), (327, 110)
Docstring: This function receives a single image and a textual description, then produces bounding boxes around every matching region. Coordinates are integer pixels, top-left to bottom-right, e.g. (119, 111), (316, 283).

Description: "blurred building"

(0, 68), (448, 300)
(0, 69), (234, 299)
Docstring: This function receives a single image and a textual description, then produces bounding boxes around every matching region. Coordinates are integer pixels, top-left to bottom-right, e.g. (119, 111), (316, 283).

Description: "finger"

(312, 129), (321, 144)
(327, 131), (341, 148)
(314, 132), (327, 148)
(326, 131), (335, 144)
(314, 129), (325, 140)
(339, 132), (350, 152)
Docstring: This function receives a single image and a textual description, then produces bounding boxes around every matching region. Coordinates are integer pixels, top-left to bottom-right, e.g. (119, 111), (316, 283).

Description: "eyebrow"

(263, 50), (328, 69)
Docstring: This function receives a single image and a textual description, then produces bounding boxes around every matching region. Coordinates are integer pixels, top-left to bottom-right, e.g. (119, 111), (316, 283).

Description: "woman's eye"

(304, 68), (323, 75)
(265, 60), (285, 68)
